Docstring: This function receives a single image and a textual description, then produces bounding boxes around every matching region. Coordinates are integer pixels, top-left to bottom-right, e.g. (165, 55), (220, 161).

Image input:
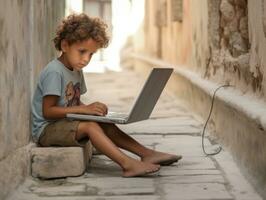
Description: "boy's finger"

(99, 104), (108, 114)
(95, 108), (106, 116)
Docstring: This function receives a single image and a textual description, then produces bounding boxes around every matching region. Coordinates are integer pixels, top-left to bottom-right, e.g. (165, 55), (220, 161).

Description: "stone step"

(131, 55), (266, 196)
(31, 141), (93, 179)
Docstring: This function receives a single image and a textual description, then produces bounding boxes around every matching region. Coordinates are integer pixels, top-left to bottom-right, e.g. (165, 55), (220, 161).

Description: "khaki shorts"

(39, 119), (88, 147)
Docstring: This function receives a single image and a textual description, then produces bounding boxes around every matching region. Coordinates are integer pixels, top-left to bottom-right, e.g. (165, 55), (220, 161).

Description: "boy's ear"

(61, 40), (68, 52)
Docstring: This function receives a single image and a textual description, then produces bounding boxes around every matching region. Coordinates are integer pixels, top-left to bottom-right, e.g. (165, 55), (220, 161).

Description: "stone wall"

(206, 0), (254, 96)
(138, 0), (266, 99)
(0, 1), (65, 199)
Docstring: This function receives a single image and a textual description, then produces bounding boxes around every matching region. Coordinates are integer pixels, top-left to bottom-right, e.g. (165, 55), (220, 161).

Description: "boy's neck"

(58, 54), (73, 71)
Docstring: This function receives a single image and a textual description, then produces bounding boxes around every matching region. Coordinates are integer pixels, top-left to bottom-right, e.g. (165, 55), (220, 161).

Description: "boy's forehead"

(75, 39), (100, 49)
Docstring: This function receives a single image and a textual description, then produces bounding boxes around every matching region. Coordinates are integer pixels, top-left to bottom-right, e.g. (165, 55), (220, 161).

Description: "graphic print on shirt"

(64, 81), (81, 107)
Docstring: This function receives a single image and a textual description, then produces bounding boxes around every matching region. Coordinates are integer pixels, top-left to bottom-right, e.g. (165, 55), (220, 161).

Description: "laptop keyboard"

(106, 112), (128, 119)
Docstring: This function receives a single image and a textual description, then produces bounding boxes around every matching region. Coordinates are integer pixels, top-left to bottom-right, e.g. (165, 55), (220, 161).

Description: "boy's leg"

(99, 123), (182, 165)
(99, 123), (151, 157)
(76, 121), (160, 177)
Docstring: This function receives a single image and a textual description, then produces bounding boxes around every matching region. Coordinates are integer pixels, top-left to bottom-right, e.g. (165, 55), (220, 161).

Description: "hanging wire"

(202, 84), (231, 156)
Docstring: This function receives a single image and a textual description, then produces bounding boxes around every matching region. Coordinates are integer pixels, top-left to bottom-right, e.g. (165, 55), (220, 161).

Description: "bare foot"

(142, 150), (182, 166)
(122, 158), (160, 177)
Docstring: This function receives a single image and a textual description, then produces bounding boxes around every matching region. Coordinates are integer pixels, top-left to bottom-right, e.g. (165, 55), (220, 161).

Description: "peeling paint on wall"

(205, 0), (256, 94)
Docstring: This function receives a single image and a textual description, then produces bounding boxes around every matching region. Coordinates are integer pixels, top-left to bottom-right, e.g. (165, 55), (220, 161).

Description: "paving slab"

(70, 177), (155, 195)
(31, 184), (87, 196)
(118, 117), (202, 135)
(159, 174), (226, 184)
(163, 183), (233, 200)
(159, 168), (221, 176)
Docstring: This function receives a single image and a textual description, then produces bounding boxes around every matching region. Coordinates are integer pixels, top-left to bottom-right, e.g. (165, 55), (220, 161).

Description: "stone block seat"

(31, 141), (93, 179)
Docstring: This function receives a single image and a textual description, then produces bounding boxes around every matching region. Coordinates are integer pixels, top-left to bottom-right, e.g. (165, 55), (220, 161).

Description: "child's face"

(62, 38), (99, 71)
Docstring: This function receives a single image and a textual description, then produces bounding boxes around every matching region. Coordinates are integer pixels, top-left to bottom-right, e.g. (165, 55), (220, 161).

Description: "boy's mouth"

(78, 63), (87, 68)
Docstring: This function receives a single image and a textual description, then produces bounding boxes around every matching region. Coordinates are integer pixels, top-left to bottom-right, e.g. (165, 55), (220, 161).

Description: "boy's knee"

(79, 121), (100, 131)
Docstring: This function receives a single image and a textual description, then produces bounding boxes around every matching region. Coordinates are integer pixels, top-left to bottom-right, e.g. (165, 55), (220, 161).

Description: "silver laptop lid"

(126, 68), (173, 123)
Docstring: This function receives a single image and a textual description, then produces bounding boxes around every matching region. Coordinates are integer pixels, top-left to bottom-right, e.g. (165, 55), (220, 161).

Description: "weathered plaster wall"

(142, 0), (192, 65)
(249, 0), (266, 100)
(142, 1), (188, 68)
(0, 1), (64, 199)
(206, 0), (253, 95)
(141, 0), (264, 99)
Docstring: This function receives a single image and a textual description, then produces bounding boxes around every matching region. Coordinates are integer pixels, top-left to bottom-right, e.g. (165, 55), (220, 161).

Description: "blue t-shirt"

(31, 59), (87, 142)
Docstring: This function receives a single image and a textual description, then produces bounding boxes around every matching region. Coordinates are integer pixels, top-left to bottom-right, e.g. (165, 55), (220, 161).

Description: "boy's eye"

(79, 50), (86, 54)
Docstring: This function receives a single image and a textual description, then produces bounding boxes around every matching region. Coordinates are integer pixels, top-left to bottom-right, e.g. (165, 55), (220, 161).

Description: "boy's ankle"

(140, 149), (155, 158)
(119, 157), (133, 171)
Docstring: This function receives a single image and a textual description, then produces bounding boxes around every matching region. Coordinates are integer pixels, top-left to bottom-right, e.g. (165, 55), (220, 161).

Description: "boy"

(31, 13), (182, 177)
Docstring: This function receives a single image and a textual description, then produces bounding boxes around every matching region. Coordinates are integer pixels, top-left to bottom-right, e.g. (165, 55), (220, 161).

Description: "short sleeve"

(80, 71), (87, 94)
(41, 71), (62, 97)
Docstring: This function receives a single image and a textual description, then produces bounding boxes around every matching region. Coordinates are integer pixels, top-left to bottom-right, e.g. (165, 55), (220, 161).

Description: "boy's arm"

(43, 95), (108, 119)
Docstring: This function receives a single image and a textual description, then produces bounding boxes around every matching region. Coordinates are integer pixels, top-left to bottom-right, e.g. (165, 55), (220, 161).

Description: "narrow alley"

(2, 0), (266, 200)
(8, 70), (261, 200)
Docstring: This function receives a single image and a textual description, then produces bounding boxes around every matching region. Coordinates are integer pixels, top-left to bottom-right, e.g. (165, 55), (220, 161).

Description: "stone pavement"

(8, 70), (262, 200)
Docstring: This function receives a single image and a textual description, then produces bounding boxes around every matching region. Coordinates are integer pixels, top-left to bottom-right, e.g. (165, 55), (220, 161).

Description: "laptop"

(67, 68), (173, 124)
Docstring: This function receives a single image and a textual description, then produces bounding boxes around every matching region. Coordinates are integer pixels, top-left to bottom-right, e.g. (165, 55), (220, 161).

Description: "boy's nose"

(83, 55), (91, 64)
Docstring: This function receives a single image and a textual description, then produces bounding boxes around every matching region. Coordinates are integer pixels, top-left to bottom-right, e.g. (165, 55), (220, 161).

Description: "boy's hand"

(82, 102), (108, 116)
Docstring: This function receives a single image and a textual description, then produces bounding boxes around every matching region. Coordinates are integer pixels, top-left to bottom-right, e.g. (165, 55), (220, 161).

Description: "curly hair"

(53, 13), (109, 51)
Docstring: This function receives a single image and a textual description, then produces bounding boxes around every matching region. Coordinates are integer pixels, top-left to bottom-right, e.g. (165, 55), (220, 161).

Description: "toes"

(143, 164), (160, 174)
(145, 167), (160, 174)
(154, 154), (182, 166)
(146, 165), (160, 173)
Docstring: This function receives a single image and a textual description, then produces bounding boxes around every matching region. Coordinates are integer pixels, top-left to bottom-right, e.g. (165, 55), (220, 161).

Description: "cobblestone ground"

(9, 70), (262, 200)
